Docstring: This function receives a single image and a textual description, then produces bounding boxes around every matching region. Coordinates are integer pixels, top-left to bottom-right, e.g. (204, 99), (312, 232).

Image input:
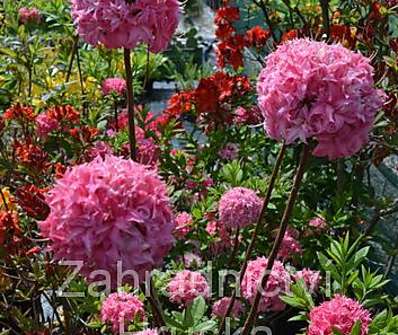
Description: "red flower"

(216, 35), (245, 70)
(281, 29), (299, 42)
(194, 72), (252, 128)
(214, 7), (240, 40)
(26, 246), (41, 256)
(165, 91), (195, 118)
(245, 26), (271, 48)
(3, 103), (36, 122)
(370, 2), (385, 20)
(0, 211), (20, 247)
(195, 78), (220, 114)
(14, 140), (49, 172)
(47, 105), (80, 123)
(15, 184), (50, 220)
(330, 24), (356, 49)
(215, 7), (240, 24)
(69, 126), (99, 143)
(54, 162), (67, 178)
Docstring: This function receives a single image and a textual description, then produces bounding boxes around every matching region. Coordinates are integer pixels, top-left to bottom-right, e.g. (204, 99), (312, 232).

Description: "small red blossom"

(54, 162), (67, 178)
(3, 103), (36, 122)
(164, 91), (195, 118)
(47, 105), (80, 124)
(14, 140), (49, 172)
(194, 72), (252, 128)
(216, 35), (245, 70)
(214, 7), (240, 40)
(15, 184), (50, 220)
(26, 246), (41, 256)
(245, 26), (271, 48)
(330, 24), (357, 49)
(0, 211), (21, 247)
(281, 29), (299, 42)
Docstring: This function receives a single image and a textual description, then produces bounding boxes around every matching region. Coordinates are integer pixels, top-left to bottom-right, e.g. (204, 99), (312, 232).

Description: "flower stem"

(320, 0), (330, 38)
(217, 142), (287, 335)
(65, 35), (79, 84)
(147, 277), (168, 331)
(123, 48), (136, 161)
(240, 144), (310, 335)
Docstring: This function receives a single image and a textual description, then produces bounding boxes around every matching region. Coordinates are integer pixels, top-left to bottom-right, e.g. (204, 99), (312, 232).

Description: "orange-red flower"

(245, 26), (271, 48)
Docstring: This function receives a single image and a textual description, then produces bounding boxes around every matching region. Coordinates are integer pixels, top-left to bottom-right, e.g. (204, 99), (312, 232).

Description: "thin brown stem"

(146, 277), (168, 332)
(217, 143), (287, 335)
(240, 145), (311, 335)
(65, 36), (79, 84)
(123, 48), (137, 160)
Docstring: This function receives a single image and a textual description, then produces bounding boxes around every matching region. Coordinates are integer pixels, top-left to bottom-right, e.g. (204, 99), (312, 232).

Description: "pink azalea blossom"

(19, 7), (41, 24)
(102, 78), (127, 96)
(40, 155), (175, 285)
(308, 295), (371, 335)
(219, 187), (262, 229)
(101, 292), (144, 334)
(241, 257), (291, 312)
(233, 106), (263, 125)
(206, 220), (218, 236)
(36, 113), (59, 138)
(71, 0), (180, 52)
(277, 228), (302, 260)
(167, 270), (210, 305)
(85, 141), (114, 162)
(309, 217), (328, 231)
(183, 252), (203, 268)
(257, 39), (385, 159)
(293, 268), (321, 292)
(212, 297), (245, 318)
(174, 212), (193, 239)
(218, 143), (239, 160)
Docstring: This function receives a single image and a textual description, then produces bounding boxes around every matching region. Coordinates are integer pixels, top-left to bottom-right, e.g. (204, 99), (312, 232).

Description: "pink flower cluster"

(241, 257), (291, 312)
(212, 297), (244, 318)
(174, 212), (193, 239)
(277, 228), (302, 260)
(114, 118), (160, 166)
(218, 143), (239, 160)
(102, 78), (127, 96)
(40, 155), (175, 285)
(71, 0), (180, 52)
(101, 292), (144, 334)
(233, 106), (263, 125)
(167, 270), (210, 305)
(85, 141), (114, 162)
(36, 114), (59, 138)
(218, 187), (262, 229)
(309, 217), (328, 231)
(19, 7), (41, 24)
(183, 252), (203, 268)
(293, 268), (321, 292)
(133, 330), (158, 335)
(257, 39), (385, 159)
(308, 295), (371, 335)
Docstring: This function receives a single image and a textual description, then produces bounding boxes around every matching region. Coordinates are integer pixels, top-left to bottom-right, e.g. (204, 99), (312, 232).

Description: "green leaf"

(350, 321), (361, 335)
(190, 296), (206, 323)
(192, 320), (217, 332)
